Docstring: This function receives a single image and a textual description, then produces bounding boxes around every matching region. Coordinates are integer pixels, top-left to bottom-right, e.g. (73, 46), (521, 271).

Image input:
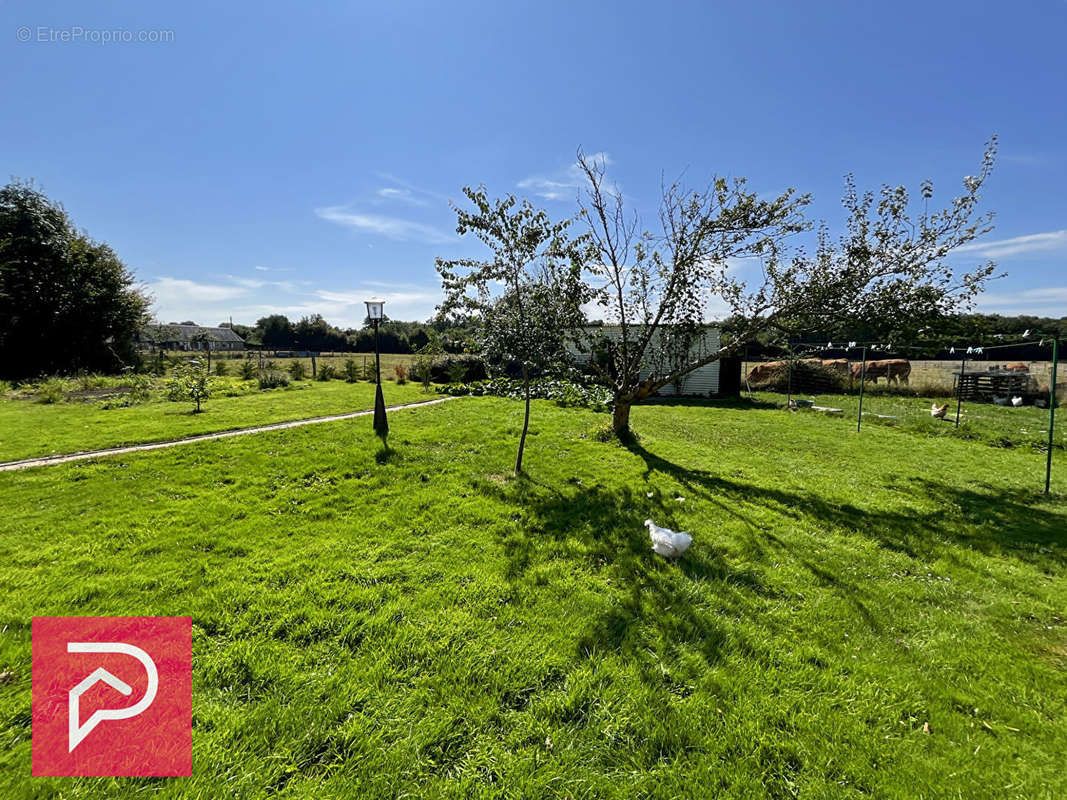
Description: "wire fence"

(741, 336), (1064, 494)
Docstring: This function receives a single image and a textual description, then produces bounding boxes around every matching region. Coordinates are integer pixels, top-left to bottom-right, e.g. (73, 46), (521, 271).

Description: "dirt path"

(0, 396), (456, 473)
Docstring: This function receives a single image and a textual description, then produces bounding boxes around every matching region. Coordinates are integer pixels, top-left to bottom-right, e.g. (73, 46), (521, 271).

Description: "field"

(0, 378), (431, 463)
(0, 395), (1065, 798)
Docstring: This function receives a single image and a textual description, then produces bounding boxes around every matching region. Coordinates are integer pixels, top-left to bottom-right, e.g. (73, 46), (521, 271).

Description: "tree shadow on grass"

(632, 396), (780, 411)
(475, 477), (781, 670)
(623, 438), (1067, 576)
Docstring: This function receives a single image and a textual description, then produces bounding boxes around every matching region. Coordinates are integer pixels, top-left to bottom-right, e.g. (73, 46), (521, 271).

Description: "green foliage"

(394, 363), (408, 385)
(214, 361), (229, 377)
(34, 378), (66, 404)
(438, 377), (612, 411)
(165, 363), (212, 412)
(239, 358), (258, 380)
(288, 361), (308, 380)
(0, 180), (151, 379)
(316, 363), (337, 381)
(343, 359), (360, 383)
(258, 370), (290, 390)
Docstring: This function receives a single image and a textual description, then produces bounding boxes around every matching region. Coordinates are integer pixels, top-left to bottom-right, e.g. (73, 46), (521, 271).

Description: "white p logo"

(67, 642), (158, 752)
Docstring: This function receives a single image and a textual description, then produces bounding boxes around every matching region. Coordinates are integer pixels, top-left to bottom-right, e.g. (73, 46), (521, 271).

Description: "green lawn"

(0, 397), (1064, 798)
(0, 380), (432, 462)
(751, 389), (1065, 452)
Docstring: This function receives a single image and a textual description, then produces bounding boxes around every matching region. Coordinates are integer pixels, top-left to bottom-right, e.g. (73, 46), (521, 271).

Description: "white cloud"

(376, 187), (427, 206)
(976, 286), (1067, 313)
(314, 206), (455, 244)
(954, 229), (1067, 258)
(254, 265), (270, 271)
(148, 277), (248, 304)
(518, 151), (613, 201)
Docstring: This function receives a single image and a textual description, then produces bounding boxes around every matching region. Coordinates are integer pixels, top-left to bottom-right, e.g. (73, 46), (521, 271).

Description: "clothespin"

(1023, 329), (1030, 337)
(848, 341), (856, 348)
(826, 341), (832, 349)
(976, 347), (983, 355)
(949, 347), (955, 354)
(966, 346), (974, 354)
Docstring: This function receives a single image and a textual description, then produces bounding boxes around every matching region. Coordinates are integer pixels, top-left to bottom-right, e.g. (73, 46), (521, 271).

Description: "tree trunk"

(612, 400), (632, 435)
(515, 365), (532, 474)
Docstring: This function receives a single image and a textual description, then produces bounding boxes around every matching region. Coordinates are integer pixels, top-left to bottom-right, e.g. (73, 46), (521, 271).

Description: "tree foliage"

(436, 187), (591, 473)
(0, 180), (151, 379)
(575, 139), (1000, 433)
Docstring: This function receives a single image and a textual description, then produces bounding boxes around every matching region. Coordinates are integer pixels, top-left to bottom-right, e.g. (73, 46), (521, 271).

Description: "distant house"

(141, 323), (245, 352)
(569, 324), (732, 397)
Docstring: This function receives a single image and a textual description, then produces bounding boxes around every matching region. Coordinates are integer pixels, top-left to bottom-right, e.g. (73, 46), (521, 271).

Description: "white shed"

(569, 325), (722, 397)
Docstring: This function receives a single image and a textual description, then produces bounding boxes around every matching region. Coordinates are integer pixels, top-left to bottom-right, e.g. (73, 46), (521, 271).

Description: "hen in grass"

(645, 519), (692, 560)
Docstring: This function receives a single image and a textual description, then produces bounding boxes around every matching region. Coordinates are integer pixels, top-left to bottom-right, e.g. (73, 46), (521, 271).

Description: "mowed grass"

(0, 397), (1065, 798)
(751, 389), (1066, 452)
(0, 380), (431, 462)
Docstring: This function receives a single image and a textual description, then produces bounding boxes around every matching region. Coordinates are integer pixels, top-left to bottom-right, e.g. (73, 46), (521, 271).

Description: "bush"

(239, 359), (257, 380)
(0, 379), (12, 395)
(438, 377), (611, 411)
(214, 361), (229, 376)
(344, 359), (360, 383)
(317, 364), (337, 381)
(35, 378), (66, 404)
(748, 359), (847, 394)
(394, 363), (408, 385)
(430, 355), (486, 384)
(288, 361), (307, 380)
(165, 365), (212, 412)
(258, 370), (290, 390)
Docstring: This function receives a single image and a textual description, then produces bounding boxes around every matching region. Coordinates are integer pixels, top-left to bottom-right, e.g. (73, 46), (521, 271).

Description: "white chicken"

(645, 519), (692, 560)
(930, 402), (948, 419)
(1011, 396), (1023, 407)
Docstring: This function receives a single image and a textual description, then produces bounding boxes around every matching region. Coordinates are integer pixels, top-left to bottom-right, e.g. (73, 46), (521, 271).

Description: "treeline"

(218, 313), (477, 354)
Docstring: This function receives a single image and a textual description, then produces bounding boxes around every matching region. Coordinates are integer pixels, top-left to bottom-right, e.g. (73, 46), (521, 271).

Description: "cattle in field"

(1004, 362), (1029, 372)
(746, 361), (785, 384)
(819, 358), (850, 378)
(851, 358), (911, 385)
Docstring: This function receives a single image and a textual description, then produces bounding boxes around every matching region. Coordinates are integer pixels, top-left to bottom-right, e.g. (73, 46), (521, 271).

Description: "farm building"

(569, 325), (738, 397)
(141, 323), (245, 352)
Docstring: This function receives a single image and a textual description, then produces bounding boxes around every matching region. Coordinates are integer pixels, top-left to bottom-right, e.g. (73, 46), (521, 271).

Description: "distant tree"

(575, 138), (999, 434)
(437, 187), (591, 474)
(0, 180), (151, 379)
(256, 314), (294, 348)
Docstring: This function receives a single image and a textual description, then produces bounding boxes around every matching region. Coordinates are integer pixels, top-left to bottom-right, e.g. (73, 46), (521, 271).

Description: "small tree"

(437, 188), (591, 474)
(166, 362), (212, 413)
(575, 139), (999, 435)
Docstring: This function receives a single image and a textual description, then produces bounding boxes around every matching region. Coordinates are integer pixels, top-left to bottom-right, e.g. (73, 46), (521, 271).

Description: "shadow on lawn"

(624, 438), (1067, 575)
(477, 477), (780, 670)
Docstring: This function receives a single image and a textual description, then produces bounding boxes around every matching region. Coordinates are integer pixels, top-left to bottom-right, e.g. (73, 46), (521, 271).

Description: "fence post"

(786, 353), (793, 410)
(857, 346), (867, 433)
(955, 353), (967, 429)
(1046, 337), (1060, 494)
(311, 355), (317, 378)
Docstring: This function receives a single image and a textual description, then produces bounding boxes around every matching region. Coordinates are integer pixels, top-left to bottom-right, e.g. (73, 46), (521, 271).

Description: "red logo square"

(32, 617), (191, 777)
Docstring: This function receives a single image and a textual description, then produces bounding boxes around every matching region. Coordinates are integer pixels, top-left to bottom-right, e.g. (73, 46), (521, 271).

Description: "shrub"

(0, 379), (12, 395)
(430, 355), (486, 384)
(288, 361), (307, 380)
(438, 377), (611, 411)
(214, 361), (229, 377)
(239, 359), (257, 380)
(394, 363), (408, 385)
(35, 378), (66, 404)
(344, 359), (360, 383)
(165, 365), (212, 412)
(258, 370), (290, 390)
(317, 364), (337, 381)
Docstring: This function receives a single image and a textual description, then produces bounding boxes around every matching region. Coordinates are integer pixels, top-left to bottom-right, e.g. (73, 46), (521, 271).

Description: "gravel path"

(0, 396), (456, 472)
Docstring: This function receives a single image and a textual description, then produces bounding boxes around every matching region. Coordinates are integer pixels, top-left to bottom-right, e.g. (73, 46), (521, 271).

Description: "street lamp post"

(365, 297), (389, 439)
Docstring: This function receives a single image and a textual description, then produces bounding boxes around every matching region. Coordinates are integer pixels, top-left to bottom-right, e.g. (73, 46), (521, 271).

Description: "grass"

(751, 389), (1065, 452)
(0, 379), (431, 462)
(0, 397), (1064, 797)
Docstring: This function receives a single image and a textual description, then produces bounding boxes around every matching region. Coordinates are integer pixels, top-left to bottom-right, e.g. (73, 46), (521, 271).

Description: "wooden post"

(1046, 337), (1059, 494)
(857, 346), (868, 433)
(311, 355), (317, 378)
(955, 353), (967, 429)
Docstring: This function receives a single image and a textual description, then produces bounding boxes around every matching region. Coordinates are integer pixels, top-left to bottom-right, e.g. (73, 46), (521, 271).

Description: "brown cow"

(851, 358), (911, 385)
(820, 358), (850, 378)
(746, 361), (785, 384)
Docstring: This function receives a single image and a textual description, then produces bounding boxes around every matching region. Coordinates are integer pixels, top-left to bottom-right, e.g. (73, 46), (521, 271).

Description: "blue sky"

(4, 1), (1066, 327)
